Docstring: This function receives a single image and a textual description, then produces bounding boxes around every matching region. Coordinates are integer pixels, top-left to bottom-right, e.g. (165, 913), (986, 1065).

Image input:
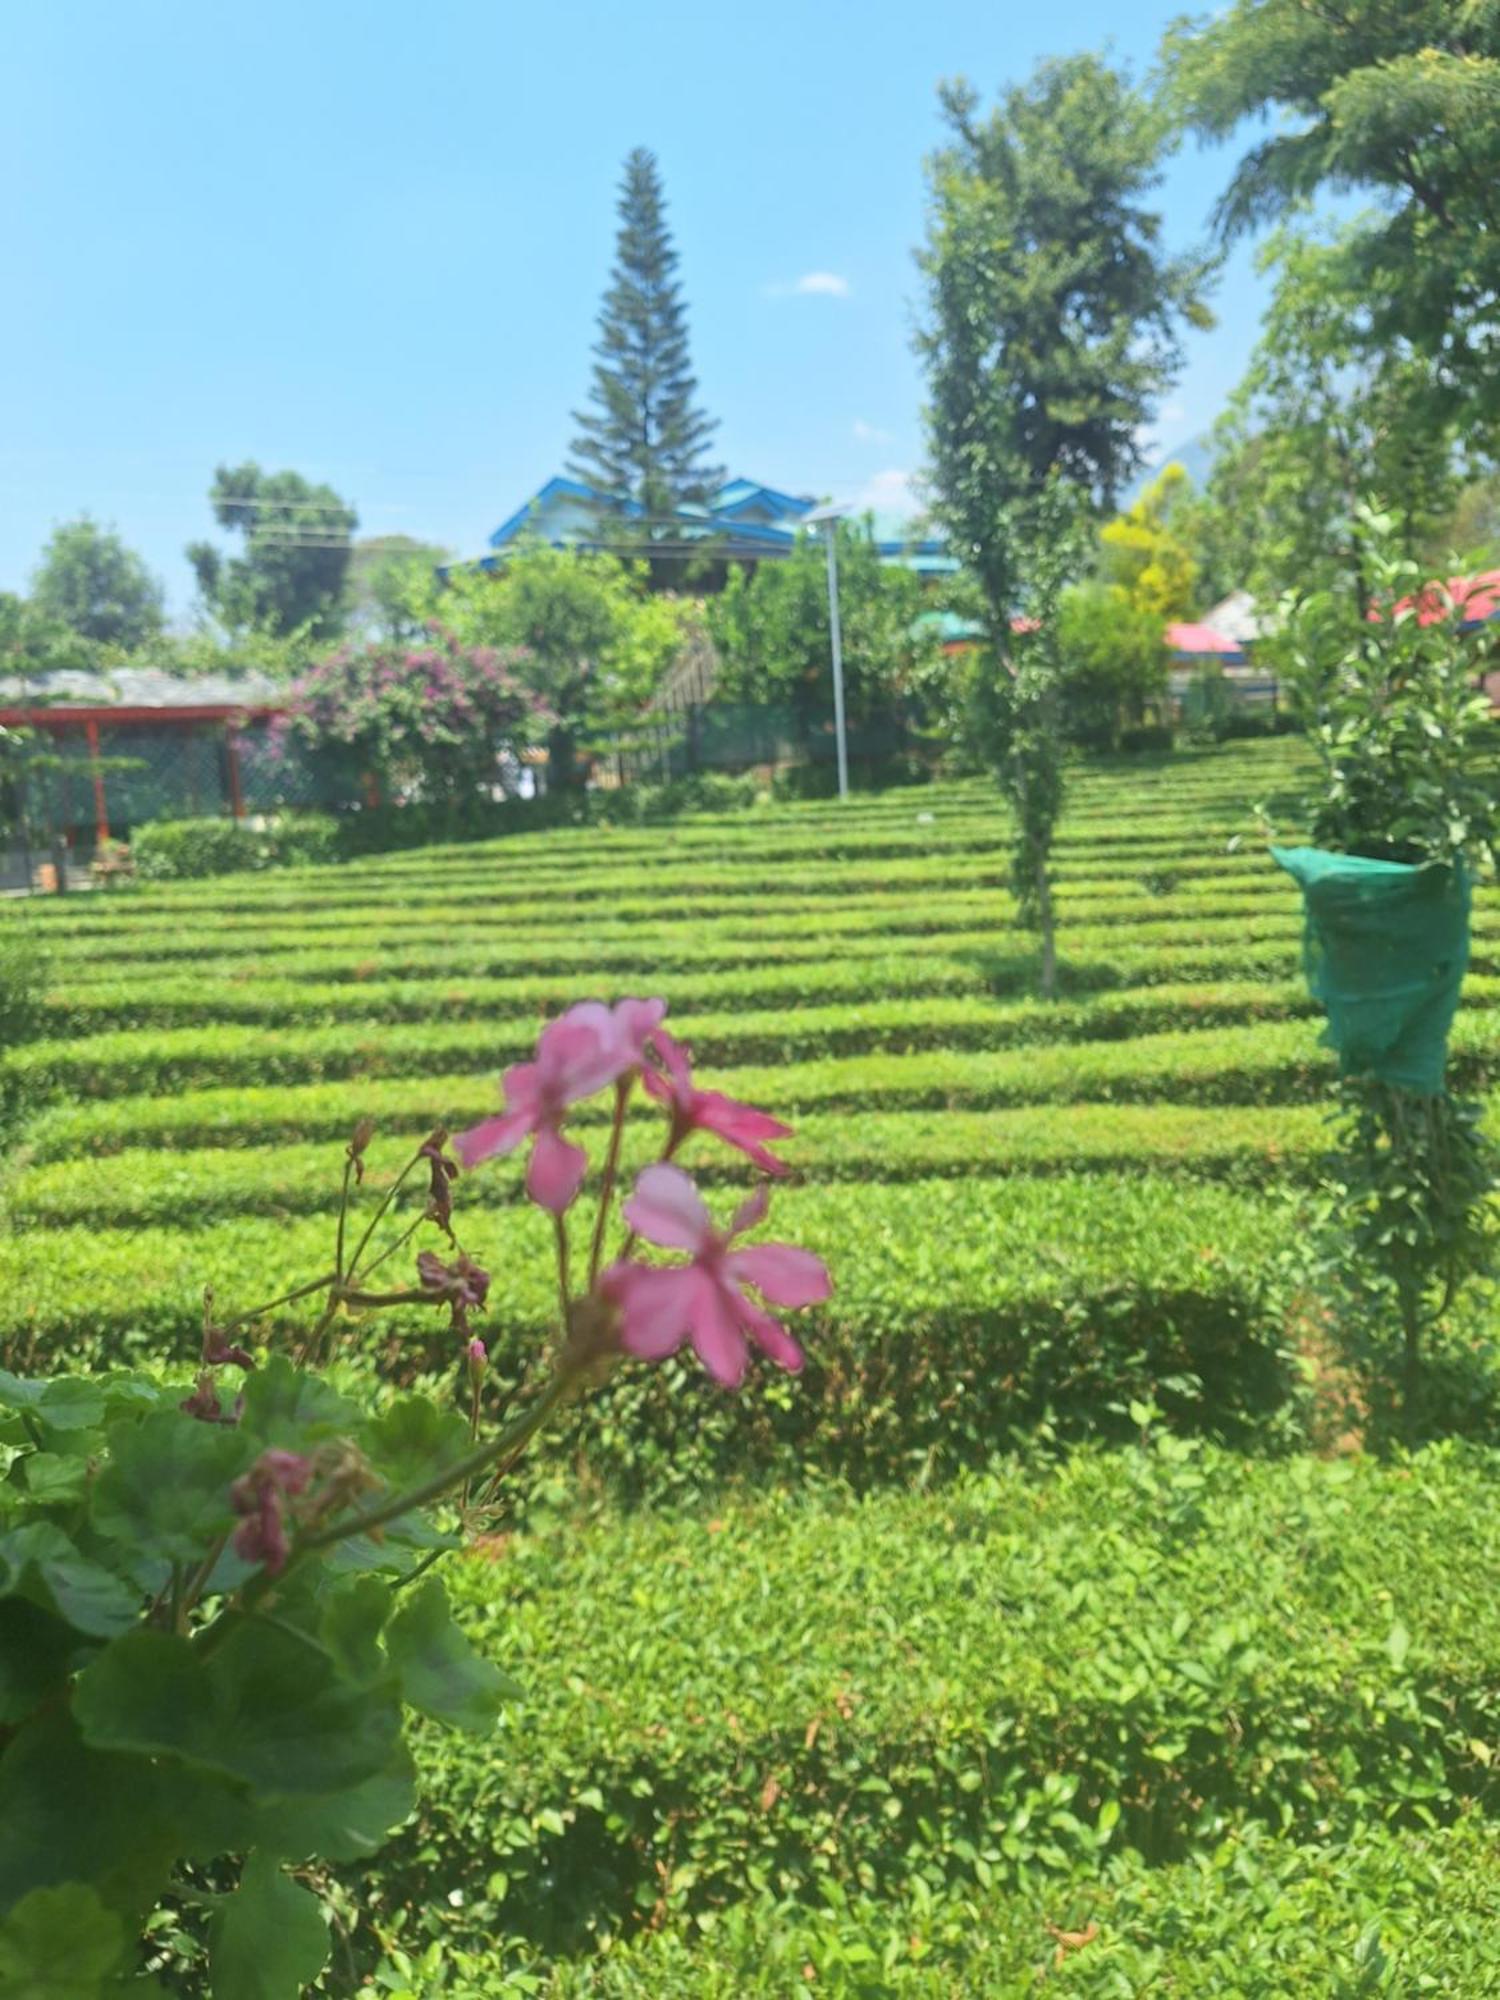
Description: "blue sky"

(2, 0), (1271, 616)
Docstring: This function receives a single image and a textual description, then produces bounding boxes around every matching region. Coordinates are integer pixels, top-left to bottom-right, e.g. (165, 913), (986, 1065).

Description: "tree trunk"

(1037, 857), (1056, 1000)
(547, 725), (581, 795)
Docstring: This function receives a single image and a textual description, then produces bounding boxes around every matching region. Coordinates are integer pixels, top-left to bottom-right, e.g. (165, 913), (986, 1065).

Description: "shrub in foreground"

(0, 997), (824, 1993)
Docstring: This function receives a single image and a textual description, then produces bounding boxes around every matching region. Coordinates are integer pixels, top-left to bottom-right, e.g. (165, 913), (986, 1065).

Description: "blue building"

(467, 475), (955, 581)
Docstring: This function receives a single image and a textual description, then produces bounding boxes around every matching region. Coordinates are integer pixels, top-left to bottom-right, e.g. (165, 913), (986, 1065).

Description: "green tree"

(707, 524), (942, 748)
(569, 149), (722, 533)
(29, 518), (163, 649)
(1206, 229), (1458, 617)
(1054, 580), (1170, 746)
(1100, 462), (1198, 619)
(918, 55), (1211, 631)
(345, 535), (450, 640)
(437, 548), (690, 790)
(918, 53), (1208, 992)
(187, 463), (357, 639)
(1165, 0), (1500, 433)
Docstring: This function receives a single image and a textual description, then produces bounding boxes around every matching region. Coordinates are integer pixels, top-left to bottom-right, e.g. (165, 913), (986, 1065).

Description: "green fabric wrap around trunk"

(1271, 845), (1471, 1096)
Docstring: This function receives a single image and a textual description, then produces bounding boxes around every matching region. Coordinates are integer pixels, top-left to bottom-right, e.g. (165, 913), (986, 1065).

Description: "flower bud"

(467, 1337), (488, 1383)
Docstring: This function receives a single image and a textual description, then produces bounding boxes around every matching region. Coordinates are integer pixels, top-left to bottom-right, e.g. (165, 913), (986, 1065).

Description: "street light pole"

(807, 502), (850, 800)
(823, 522), (849, 801)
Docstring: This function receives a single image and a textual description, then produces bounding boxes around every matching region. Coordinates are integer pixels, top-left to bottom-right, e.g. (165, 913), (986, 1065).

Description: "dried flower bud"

(180, 1371), (225, 1424)
(202, 1328), (255, 1371)
(348, 1116), (377, 1183)
(416, 1250), (491, 1333)
(419, 1130), (460, 1236)
(229, 1448), (314, 1574)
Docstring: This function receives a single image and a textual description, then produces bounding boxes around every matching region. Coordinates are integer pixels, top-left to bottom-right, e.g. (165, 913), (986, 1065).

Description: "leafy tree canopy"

(29, 517), (163, 649)
(1199, 228), (1460, 614)
(187, 463), (357, 639)
(1054, 580), (1171, 745)
(707, 525), (945, 739)
(1100, 462), (1199, 620)
(346, 536), (450, 641)
(918, 52), (1213, 632)
(1165, 0), (1500, 432)
(431, 547), (692, 789)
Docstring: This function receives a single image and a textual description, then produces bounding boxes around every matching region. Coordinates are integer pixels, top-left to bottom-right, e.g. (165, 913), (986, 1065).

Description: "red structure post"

(84, 718), (109, 847)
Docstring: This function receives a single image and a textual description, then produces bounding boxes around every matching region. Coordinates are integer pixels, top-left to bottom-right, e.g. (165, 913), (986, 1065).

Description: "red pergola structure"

(0, 671), (283, 847)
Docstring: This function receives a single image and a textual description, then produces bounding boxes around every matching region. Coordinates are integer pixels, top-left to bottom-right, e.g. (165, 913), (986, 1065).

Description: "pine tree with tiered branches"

(569, 149), (721, 530)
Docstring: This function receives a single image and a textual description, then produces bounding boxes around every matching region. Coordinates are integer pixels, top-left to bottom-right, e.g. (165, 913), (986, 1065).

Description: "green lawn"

(5, 739), (1500, 1996)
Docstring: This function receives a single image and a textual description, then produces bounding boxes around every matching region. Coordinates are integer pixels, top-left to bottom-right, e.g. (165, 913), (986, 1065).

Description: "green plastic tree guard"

(1271, 846), (1471, 1096)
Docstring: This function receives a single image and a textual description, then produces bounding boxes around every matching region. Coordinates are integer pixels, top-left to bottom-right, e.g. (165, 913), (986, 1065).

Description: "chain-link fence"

(612, 700), (921, 785)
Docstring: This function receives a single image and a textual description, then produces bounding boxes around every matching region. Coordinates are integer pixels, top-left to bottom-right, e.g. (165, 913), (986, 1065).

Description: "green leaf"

(0, 1883), (126, 1997)
(385, 1576), (515, 1732)
(90, 1411), (251, 1570)
(1387, 1620), (1411, 1670)
(238, 1356), (358, 1451)
(0, 1712), (179, 1928)
(0, 1371), (106, 1433)
(0, 1524), (139, 1638)
(0, 1600), (86, 1725)
(319, 1575), (391, 1684)
(167, 1745), (418, 1866)
(207, 1850), (329, 2000)
(362, 1396), (471, 1494)
(74, 1620), (402, 1803)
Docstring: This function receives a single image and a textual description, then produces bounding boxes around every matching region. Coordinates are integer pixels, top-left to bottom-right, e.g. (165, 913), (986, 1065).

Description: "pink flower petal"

(729, 1182), (771, 1239)
(452, 1106), (534, 1168)
(610, 1261), (697, 1361)
(537, 1004), (627, 1101)
(727, 1243), (832, 1309)
(526, 1126), (588, 1213)
(613, 996), (668, 1059)
(731, 1287), (806, 1374)
(499, 1060), (542, 1115)
(691, 1273), (749, 1387)
(623, 1163), (713, 1252)
(649, 1027), (696, 1105)
(701, 1094), (795, 1145)
(694, 1091), (794, 1173)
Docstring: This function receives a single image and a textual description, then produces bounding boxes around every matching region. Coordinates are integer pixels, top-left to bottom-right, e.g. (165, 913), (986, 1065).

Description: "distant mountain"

(1126, 432), (1218, 503)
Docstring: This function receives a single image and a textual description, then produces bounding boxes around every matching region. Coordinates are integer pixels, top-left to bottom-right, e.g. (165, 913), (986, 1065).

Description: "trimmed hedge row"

(0, 1175), (1294, 1475)
(471, 1816), (1500, 1997)
(16, 997), (1500, 1109)
(15, 899), (1320, 975)
(31, 965), (1331, 1037)
(5, 1101), (1337, 1228)
(353, 1446), (1500, 1973)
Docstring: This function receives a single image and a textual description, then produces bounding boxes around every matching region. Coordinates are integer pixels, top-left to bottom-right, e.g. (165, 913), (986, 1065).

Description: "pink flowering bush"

(279, 624), (545, 809)
(0, 997), (825, 1993)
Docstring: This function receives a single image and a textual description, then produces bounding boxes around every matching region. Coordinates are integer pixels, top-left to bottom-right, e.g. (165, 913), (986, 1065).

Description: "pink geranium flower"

(454, 997), (666, 1212)
(643, 1028), (794, 1175)
(603, 1164), (830, 1387)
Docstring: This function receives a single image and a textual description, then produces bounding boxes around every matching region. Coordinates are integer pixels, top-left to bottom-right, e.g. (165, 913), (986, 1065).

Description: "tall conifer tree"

(569, 149), (721, 526)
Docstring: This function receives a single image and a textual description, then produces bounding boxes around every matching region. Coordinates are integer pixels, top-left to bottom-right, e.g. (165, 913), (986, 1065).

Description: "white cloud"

(852, 418), (892, 444)
(795, 271), (850, 297)
(764, 270), (851, 299)
(854, 468), (925, 516)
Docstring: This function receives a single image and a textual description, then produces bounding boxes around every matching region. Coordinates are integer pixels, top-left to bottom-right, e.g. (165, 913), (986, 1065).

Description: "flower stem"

(553, 1211), (572, 1326)
(588, 1077), (632, 1286)
(344, 1144), (427, 1282)
(218, 1272), (338, 1337)
(334, 1153), (355, 1278)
